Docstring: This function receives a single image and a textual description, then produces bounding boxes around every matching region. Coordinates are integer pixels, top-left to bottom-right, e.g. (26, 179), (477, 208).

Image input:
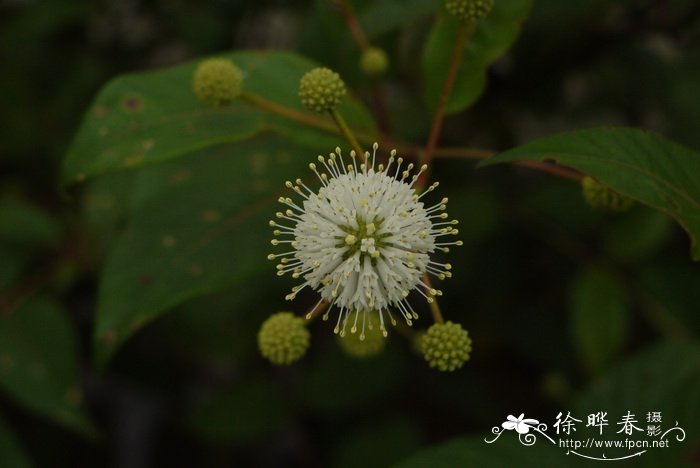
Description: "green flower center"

(336, 216), (390, 260)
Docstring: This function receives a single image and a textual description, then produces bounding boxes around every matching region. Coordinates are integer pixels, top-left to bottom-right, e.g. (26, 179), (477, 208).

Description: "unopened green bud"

(420, 321), (472, 372)
(338, 317), (386, 359)
(581, 176), (634, 212)
(298, 67), (346, 114)
(258, 312), (310, 365)
(193, 58), (243, 106)
(360, 47), (389, 76)
(444, 0), (495, 23)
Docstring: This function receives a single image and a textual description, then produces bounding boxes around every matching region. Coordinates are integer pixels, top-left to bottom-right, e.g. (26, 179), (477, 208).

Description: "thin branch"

(240, 91), (374, 148)
(432, 146), (583, 181)
(330, 108), (366, 161)
(333, 0), (370, 50)
(419, 22), (471, 188)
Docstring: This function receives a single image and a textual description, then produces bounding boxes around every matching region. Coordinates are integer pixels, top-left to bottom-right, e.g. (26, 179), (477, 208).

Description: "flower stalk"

(330, 108), (365, 162)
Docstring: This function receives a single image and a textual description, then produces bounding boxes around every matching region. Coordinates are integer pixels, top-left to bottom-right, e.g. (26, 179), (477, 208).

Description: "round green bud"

(298, 67), (346, 114)
(360, 47), (389, 76)
(193, 58), (243, 106)
(581, 176), (634, 212)
(337, 320), (386, 359)
(444, 0), (495, 23)
(420, 321), (472, 372)
(258, 312), (310, 365)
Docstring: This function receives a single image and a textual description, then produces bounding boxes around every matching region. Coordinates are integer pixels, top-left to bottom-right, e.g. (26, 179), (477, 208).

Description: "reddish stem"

(418, 22), (471, 188)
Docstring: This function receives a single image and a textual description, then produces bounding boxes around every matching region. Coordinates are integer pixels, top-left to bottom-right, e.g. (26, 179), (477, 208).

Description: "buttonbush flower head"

(192, 58), (243, 106)
(337, 312), (386, 359)
(581, 176), (634, 212)
(420, 321), (472, 371)
(268, 144), (460, 338)
(257, 312), (310, 365)
(360, 47), (389, 76)
(445, 0), (495, 23)
(298, 67), (346, 113)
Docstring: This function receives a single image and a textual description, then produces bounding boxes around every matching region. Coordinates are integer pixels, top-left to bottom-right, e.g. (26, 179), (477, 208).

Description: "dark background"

(1, 1), (699, 467)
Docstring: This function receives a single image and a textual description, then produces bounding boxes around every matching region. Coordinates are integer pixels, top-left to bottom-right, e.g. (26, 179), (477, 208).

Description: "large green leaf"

(421, 0), (533, 115)
(332, 418), (421, 468)
(0, 298), (93, 435)
(62, 50), (376, 186)
(93, 137), (310, 366)
(480, 127), (700, 260)
(575, 341), (700, 467)
(359, 0), (437, 39)
(0, 199), (62, 291)
(569, 268), (630, 375)
(0, 199), (61, 247)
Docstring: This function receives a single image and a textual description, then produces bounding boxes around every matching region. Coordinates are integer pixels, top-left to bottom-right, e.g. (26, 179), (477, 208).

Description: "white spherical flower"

(268, 144), (460, 337)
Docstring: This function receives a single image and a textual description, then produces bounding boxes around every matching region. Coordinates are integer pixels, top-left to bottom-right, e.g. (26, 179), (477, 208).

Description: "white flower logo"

(502, 414), (540, 434)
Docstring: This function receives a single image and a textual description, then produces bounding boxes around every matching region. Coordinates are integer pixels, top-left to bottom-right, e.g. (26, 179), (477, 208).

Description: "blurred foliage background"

(1, 0), (699, 466)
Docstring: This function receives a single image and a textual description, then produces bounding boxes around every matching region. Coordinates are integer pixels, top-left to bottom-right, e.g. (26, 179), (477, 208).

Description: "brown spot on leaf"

(169, 170), (190, 186)
(124, 153), (145, 168)
(201, 209), (221, 223)
(162, 235), (176, 248)
(94, 104), (109, 118)
(138, 274), (153, 287)
(122, 94), (143, 112)
(141, 139), (155, 151)
(189, 265), (203, 277)
(103, 329), (117, 344)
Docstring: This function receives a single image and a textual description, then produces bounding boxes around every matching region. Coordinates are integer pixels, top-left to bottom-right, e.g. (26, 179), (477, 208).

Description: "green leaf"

(569, 268), (630, 375)
(0, 298), (93, 435)
(0, 199), (62, 291)
(0, 199), (61, 248)
(62, 50), (376, 186)
(186, 379), (292, 445)
(480, 127), (700, 260)
(395, 434), (583, 468)
(0, 414), (31, 468)
(93, 137), (308, 366)
(422, 0), (533, 115)
(359, 0), (437, 39)
(332, 418), (422, 468)
(575, 341), (700, 467)
(156, 274), (276, 364)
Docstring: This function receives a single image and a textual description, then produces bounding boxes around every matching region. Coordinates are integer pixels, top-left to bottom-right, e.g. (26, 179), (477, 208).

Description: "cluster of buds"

(581, 176), (634, 212)
(190, 57), (472, 371)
